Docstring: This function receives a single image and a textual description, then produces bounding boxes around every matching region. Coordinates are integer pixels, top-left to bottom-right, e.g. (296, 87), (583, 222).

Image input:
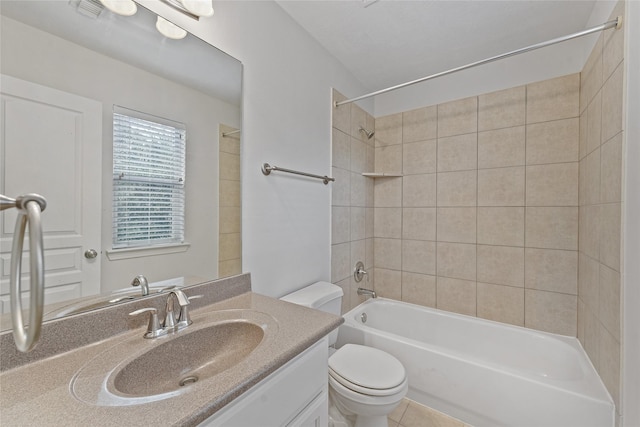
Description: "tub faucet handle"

(354, 261), (368, 283)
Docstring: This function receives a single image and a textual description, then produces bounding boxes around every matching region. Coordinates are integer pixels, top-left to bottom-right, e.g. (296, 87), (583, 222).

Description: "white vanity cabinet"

(201, 337), (329, 427)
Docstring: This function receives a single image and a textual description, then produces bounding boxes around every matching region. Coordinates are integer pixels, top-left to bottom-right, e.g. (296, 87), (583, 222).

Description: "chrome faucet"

(129, 290), (192, 339)
(163, 289), (192, 330)
(131, 274), (149, 296)
(357, 287), (377, 299)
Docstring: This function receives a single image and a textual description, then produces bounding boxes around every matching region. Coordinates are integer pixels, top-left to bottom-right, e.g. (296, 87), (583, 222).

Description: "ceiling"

(276, 0), (601, 93)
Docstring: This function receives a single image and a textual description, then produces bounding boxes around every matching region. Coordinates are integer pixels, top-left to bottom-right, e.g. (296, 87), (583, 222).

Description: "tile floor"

(388, 398), (473, 427)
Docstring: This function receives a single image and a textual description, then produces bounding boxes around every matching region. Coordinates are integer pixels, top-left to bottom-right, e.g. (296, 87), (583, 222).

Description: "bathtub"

(335, 298), (614, 427)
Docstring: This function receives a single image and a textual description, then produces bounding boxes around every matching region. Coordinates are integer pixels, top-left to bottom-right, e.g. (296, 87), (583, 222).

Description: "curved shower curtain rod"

(335, 16), (622, 108)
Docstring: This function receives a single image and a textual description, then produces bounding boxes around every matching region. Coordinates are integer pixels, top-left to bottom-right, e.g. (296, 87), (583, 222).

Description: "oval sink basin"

(112, 321), (264, 397)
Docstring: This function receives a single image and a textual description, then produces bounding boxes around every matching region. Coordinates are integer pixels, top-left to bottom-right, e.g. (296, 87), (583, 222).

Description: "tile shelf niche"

(362, 173), (403, 177)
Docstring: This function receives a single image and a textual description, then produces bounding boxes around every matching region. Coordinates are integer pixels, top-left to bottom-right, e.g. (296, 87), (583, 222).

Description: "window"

(112, 106), (186, 249)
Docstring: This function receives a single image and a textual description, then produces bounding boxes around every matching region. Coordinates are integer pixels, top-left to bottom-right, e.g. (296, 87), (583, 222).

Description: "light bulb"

(99, 0), (137, 16)
(180, 0), (214, 18)
(156, 16), (187, 40)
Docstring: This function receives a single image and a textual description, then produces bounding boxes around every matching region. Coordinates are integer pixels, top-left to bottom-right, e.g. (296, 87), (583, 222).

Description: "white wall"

(137, 1), (371, 297)
(372, 1), (618, 116)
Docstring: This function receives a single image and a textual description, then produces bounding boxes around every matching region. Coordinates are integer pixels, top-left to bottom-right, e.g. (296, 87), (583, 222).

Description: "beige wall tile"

(437, 96), (478, 138)
(477, 245), (524, 287)
(331, 242), (351, 282)
(437, 277), (477, 316)
(218, 259), (241, 278)
(602, 62), (624, 143)
(526, 163), (579, 206)
(332, 128), (350, 169)
(526, 118), (579, 165)
(375, 113), (402, 147)
(402, 239), (436, 275)
(351, 137), (367, 173)
(402, 272), (436, 307)
(404, 173), (437, 207)
(477, 282), (524, 326)
(366, 113), (376, 148)
(598, 324), (621, 408)
(583, 304), (601, 368)
(478, 126), (525, 169)
(350, 103), (369, 142)
(525, 289), (577, 336)
(437, 207), (476, 243)
(580, 34), (603, 114)
(332, 206), (350, 244)
(374, 238), (402, 270)
(335, 277), (351, 314)
(579, 205), (600, 259)
(600, 202), (621, 271)
(373, 268), (402, 300)
(351, 172), (366, 207)
(437, 133), (477, 172)
(403, 139), (437, 175)
(403, 207), (436, 241)
(436, 242), (476, 281)
(478, 86), (525, 131)
(365, 237), (374, 270)
(581, 148), (601, 206)
(350, 240), (366, 278)
(579, 253), (600, 312)
(375, 144), (402, 174)
(577, 299), (586, 345)
(374, 177), (402, 207)
(600, 132), (622, 203)
(220, 152), (240, 180)
(332, 89), (350, 134)
(403, 106), (437, 143)
(602, 1), (625, 81)
(332, 167), (350, 206)
(365, 208), (374, 238)
(366, 144), (375, 172)
(525, 207), (578, 250)
(351, 207), (366, 241)
(478, 166), (525, 206)
(219, 232), (241, 261)
(365, 174), (375, 207)
(220, 206), (241, 233)
(586, 91), (602, 155)
(477, 207), (524, 246)
(526, 73), (580, 124)
(525, 248), (578, 294)
(579, 111), (588, 160)
(219, 179), (241, 207)
(374, 207), (402, 238)
(437, 170), (477, 207)
(599, 264), (621, 341)
(219, 127), (241, 155)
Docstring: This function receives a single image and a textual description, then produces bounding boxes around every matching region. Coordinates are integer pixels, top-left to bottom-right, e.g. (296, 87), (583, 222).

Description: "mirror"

(0, 0), (242, 328)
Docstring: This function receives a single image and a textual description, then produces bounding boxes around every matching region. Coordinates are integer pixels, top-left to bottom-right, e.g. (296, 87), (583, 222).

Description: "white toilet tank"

(281, 281), (343, 346)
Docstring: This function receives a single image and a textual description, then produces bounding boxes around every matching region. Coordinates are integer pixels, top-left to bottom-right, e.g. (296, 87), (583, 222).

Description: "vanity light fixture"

(156, 16), (188, 39)
(98, 0), (137, 16)
(159, 0), (214, 20)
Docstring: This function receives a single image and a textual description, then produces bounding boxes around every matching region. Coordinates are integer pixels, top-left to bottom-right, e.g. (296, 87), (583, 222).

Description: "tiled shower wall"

(331, 91), (376, 312)
(218, 125), (242, 277)
(577, 0), (625, 411)
(371, 74), (580, 336)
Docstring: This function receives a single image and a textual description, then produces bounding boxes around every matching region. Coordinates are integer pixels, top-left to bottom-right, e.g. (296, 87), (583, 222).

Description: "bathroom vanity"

(0, 274), (342, 426)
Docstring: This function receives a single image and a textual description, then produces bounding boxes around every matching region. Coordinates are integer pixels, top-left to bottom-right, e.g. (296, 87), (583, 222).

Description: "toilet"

(281, 282), (408, 427)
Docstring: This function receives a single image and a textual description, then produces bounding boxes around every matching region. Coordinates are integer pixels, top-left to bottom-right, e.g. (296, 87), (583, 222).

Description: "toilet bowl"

(281, 282), (408, 427)
(328, 343), (408, 427)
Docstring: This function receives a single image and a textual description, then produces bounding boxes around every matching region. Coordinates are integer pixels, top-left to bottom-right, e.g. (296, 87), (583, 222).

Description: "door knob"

(84, 249), (98, 259)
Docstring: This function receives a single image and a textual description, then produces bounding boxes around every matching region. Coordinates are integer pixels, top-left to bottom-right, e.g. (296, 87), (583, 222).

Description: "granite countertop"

(0, 292), (342, 426)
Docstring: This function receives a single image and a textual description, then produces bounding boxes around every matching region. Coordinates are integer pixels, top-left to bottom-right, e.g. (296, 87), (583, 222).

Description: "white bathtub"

(336, 298), (614, 427)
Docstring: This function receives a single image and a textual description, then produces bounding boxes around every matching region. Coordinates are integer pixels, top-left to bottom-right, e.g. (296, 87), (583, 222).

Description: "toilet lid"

(328, 344), (406, 390)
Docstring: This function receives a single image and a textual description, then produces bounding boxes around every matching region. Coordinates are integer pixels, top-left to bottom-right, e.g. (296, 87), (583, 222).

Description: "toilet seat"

(329, 344), (407, 397)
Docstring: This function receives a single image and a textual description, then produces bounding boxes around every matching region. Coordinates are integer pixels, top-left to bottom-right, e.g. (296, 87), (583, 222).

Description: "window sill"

(106, 243), (190, 260)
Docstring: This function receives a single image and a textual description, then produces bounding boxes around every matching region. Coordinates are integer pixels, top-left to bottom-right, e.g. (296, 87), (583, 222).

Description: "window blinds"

(112, 107), (186, 249)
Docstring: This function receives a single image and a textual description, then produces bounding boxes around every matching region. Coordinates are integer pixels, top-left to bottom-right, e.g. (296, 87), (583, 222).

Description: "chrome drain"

(179, 376), (198, 387)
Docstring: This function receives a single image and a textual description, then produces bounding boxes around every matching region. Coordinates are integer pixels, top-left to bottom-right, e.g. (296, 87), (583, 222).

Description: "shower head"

(358, 126), (375, 140)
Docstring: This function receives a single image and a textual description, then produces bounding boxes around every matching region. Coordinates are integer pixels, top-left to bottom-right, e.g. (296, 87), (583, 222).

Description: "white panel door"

(0, 75), (102, 313)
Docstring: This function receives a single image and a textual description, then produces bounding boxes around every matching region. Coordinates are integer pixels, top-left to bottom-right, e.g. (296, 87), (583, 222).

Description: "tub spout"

(357, 287), (377, 299)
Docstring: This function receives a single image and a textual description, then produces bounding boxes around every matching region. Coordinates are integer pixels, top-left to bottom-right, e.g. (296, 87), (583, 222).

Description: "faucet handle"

(129, 307), (163, 339)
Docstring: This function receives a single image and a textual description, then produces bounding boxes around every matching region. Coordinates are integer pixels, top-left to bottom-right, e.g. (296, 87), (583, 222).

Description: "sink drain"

(179, 376), (199, 387)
